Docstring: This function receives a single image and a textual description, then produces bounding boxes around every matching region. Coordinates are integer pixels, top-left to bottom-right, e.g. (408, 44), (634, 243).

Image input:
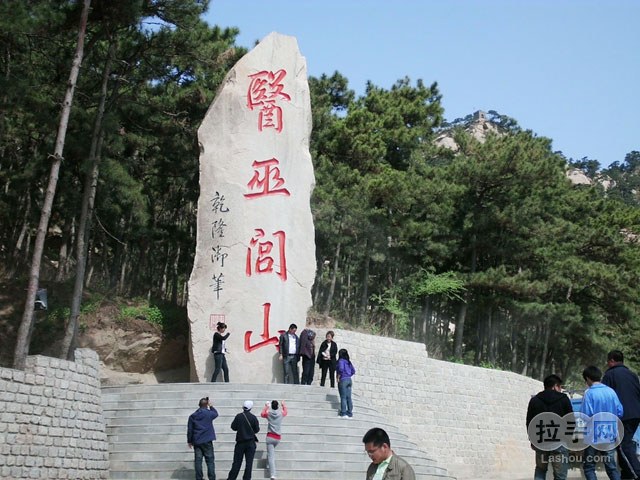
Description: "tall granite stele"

(188, 32), (316, 384)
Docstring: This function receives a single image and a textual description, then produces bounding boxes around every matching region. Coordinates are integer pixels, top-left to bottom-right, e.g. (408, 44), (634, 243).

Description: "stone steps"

(102, 383), (454, 480)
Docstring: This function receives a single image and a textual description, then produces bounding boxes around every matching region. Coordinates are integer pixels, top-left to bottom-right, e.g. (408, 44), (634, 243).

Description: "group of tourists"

(276, 325), (338, 386)
(526, 349), (640, 480)
(188, 397), (414, 480)
(209, 323), (341, 387)
(210, 324), (357, 419)
(187, 397), (285, 480)
(277, 324), (356, 418)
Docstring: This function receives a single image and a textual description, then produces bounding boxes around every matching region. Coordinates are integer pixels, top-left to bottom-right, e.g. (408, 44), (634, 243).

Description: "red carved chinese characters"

(244, 158), (291, 199)
(245, 229), (287, 281)
(247, 70), (291, 133)
(244, 303), (285, 353)
(240, 67), (296, 354)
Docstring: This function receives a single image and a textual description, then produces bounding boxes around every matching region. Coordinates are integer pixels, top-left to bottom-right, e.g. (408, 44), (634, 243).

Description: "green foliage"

(310, 89), (640, 378)
(478, 360), (502, 370)
(120, 302), (163, 325)
(80, 294), (105, 315)
(118, 299), (186, 335)
(49, 307), (71, 323)
(2, 0), (640, 381)
(410, 271), (466, 301)
(371, 291), (410, 337)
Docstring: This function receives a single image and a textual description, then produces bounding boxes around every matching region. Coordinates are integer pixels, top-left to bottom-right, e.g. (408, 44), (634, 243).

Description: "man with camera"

(187, 397), (219, 480)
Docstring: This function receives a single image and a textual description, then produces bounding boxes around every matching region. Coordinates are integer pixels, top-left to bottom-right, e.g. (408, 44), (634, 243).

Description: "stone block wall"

(0, 349), (109, 479)
(317, 328), (542, 480)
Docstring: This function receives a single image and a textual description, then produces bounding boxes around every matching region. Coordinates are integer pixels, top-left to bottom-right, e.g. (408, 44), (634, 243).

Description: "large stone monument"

(188, 33), (316, 383)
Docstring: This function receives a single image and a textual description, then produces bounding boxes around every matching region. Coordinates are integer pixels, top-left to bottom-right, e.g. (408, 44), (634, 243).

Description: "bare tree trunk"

(487, 307), (496, 365)
(55, 218), (75, 282)
(61, 129), (105, 359)
(8, 193), (31, 277)
(454, 302), (468, 358)
(359, 240), (370, 325)
(60, 37), (114, 360)
(118, 242), (129, 295)
(562, 355), (573, 384)
(323, 241), (341, 316)
(421, 296), (430, 344)
(12, 193), (31, 259)
(521, 327), (530, 376)
(312, 260), (323, 308)
(442, 318), (450, 344)
(510, 316), (518, 372)
(454, 236), (476, 358)
(171, 243), (181, 305)
(85, 251), (94, 288)
(13, 0), (91, 370)
(181, 281), (188, 306)
(160, 244), (170, 299)
(343, 258), (351, 311)
(474, 311), (484, 365)
(538, 320), (550, 380)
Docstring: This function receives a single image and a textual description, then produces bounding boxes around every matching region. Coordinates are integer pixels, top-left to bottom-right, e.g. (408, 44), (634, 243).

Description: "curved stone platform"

(102, 383), (454, 480)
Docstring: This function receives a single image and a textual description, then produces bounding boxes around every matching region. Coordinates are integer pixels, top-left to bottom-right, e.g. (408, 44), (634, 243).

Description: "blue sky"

(204, 0), (639, 168)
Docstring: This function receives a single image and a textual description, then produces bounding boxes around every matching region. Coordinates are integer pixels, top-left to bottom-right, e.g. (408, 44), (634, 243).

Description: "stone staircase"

(102, 383), (454, 480)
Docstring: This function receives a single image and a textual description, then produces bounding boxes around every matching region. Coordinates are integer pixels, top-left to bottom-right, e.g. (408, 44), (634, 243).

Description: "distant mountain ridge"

(436, 109), (614, 188)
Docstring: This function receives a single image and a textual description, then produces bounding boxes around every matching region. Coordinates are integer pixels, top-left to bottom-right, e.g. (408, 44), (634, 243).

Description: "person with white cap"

(227, 400), (260, 480)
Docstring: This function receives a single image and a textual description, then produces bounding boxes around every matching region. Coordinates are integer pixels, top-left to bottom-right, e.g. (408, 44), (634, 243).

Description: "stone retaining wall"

(317, 328), (542, 480)
(0, 349), (109, 479)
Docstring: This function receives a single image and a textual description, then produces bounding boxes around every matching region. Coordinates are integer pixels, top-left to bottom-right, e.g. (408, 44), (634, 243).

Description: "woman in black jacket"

(211, 322), (230, 382)
(316, 330), (338, 387)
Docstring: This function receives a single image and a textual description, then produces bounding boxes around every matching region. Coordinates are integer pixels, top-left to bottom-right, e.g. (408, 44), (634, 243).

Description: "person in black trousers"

(227, 400), (260, 480)
(187, 397), (219, 480)
(299, 328), (316, 385)
(316, 330), (338, 387)
(602, 350), (640, 479)
(211, 322), (230, 382)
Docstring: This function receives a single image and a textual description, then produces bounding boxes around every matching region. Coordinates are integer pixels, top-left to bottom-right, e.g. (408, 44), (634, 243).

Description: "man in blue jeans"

(187, 397), (219, 480)
(581, 365), (623, 480)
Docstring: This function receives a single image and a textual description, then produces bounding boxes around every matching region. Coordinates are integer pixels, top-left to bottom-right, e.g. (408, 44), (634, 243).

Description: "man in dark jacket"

(227, 400), (260, 480)
(278, 323), (299, 384)
(187, 397), (219, 480)
(602, 350), (640, 479)
(299, 328), (316, 385)
(526, 374), (573, 480)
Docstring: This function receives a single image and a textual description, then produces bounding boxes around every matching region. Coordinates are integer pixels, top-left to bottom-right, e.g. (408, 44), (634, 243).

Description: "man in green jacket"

(363, 428), (416, 480)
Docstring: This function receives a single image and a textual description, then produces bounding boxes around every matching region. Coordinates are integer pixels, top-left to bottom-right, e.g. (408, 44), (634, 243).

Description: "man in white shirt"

(278, 323), (300, 384)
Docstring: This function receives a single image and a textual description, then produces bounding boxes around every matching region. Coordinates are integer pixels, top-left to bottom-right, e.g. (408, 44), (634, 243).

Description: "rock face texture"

(188, 33), (316, 383)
